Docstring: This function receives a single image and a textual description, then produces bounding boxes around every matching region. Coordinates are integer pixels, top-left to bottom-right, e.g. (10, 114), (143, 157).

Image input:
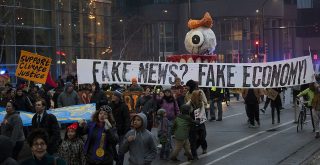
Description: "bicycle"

(296, 98), (315, 132)
(296, 98), (307, 132)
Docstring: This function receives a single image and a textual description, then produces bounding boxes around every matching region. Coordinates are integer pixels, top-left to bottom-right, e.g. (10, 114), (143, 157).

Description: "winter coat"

(242, 88), (263, 104)
(171, 114), (193, 140)
(270, 88), (282, 108)
(14, 94), (33, 112)
(135, 95), (158, 114)
(31, 111), (62, 154)
(119, 113), (157, 165)
(110, 101), (130, 137)
(82, 122), (118, 165)
(186, 101), (207, 124)
(0, 111), (25, 143)
(20, 153), (66, 165)
(298, 88), (315, 107)
(90, 90), (107, 109)
(160, 98), (179, 121)
(57, 138), (86, 165)
(0, 135), (18, 165)
(57, 84), (80, 108)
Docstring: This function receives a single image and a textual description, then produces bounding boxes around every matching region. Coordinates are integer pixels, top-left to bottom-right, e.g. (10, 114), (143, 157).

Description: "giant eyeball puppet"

(184, 12), (217, 55)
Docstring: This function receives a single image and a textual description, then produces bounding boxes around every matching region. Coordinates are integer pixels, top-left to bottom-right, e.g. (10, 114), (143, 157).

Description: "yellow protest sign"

(15, 50), (52, 84)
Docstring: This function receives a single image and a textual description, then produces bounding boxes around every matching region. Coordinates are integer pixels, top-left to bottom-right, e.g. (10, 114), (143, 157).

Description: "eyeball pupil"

(192, 35), (200, 44)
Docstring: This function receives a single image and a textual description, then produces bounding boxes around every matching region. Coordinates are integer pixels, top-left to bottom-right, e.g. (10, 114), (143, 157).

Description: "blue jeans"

(210, 99), (222, 120)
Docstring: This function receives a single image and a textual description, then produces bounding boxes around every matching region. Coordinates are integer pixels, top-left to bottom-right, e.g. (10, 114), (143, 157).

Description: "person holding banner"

(128, 78), (144, 92)
(269, 88), (283, 124)
(171, 77), (185, 107)
(31, 99), (62, 155)
(79, 105), (118, 165)
(90, 81), (108, 110)
(242, 88), (263, 128)
(0, 100), (25, 160)
(14, 87), (33, 112)
(57, 82), (80, 108)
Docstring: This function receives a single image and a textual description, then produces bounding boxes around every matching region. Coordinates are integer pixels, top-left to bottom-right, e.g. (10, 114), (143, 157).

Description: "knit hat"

(67, 123), (78, 130)
(131, 77), (138, 82)
(100, 105), (112, 112)
(113, 91), (123, 100)
(180, 104), (191, 115)
(157, 108), (166, 116)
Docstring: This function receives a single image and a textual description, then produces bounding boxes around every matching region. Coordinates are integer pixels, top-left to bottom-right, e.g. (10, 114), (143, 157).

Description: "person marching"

(21, 129), (66, 165)
(0, 101), (25, 160)
(186, 90), (208, 160)
(157, 108), (170, 160)
(58, 123), (86, 165)
(119, 113), (157, 165)
(79, 105), (118, 165)
(170, 104), (193, 161)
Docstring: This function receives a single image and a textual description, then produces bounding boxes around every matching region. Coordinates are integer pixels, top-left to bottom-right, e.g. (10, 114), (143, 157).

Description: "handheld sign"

(15, 50), (52, 84)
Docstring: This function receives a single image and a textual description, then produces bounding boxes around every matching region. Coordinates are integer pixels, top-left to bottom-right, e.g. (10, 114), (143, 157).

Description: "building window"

(159, 22), (175, 53)
(297, 0), (312, 8)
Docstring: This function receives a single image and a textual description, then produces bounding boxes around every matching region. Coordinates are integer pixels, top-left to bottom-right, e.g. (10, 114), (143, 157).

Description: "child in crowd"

(119, 113), (157, 165)
(157, 108), (170, 160)
(58, 123), (86, 165)
(170, 104), (193, 161)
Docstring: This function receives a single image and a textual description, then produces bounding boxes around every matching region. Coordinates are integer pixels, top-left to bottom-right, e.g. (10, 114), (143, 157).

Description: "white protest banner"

(77, 56), (314, 88)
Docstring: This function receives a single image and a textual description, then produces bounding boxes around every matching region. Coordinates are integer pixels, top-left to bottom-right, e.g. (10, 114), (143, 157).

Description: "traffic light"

(255, 40), (259, 55)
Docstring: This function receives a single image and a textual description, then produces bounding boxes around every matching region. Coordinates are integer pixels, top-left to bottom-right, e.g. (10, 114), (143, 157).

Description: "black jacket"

(31, 111), (62, 154)
(110, 102), (130, 137)
(90, 90), (107, 109)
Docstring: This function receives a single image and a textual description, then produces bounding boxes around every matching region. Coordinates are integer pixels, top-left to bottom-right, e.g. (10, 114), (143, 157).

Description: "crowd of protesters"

(1, 73), (320, 165)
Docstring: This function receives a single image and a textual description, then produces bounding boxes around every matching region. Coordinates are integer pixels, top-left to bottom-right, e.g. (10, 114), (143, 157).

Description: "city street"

(17, 98), (320, 165)
(150, 99), (320, 165)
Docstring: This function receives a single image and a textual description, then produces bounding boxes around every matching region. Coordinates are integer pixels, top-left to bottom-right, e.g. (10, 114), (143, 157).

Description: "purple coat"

(160, 99), (180, 121)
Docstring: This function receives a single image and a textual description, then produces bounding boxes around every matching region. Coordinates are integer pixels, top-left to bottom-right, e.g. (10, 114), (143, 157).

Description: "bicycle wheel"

(297, 112), (303, 132)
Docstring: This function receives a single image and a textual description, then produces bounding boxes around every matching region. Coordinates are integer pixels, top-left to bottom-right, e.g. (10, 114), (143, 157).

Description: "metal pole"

(262, 7), (266, 62)
(162, 22), (165, 62)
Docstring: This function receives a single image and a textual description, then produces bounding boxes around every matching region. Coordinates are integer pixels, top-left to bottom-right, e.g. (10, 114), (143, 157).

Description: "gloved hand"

(104, 119), (112, 130)
(78, 119), (86, 127)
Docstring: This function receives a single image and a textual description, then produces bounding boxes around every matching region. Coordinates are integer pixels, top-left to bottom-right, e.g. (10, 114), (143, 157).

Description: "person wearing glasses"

(31, 99), (62, 155)
(20, 129), (66, 165)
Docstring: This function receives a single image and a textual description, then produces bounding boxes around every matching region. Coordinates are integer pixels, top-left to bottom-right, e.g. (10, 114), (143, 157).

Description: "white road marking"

(178, 120), (294, 165)
(205, 125), (295, 165)
(222, 112), (244, 119)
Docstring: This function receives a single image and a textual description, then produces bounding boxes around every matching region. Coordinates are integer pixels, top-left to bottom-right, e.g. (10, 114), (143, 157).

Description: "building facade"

(0, 0), (112, 83)
(295, 0), (320, 72)
(113, 0), (298, 63)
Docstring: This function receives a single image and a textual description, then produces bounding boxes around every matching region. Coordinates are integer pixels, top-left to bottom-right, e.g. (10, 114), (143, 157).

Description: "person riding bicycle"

(297, 83), (316, 132)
